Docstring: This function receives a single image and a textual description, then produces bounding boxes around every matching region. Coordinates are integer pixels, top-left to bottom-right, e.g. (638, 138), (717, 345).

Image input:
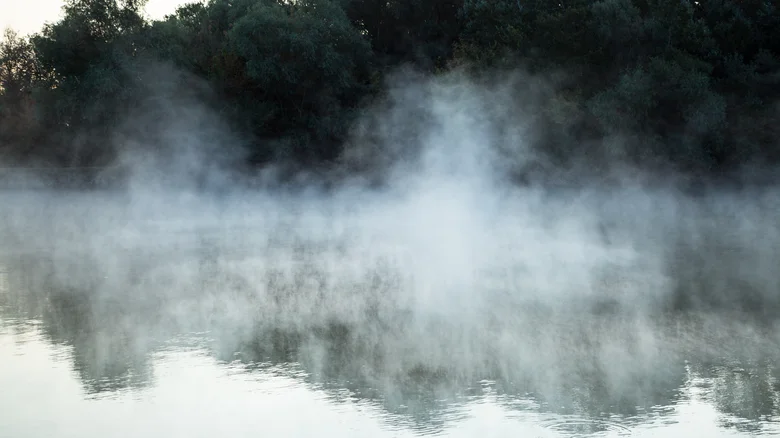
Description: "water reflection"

(1, 248), (779, 436)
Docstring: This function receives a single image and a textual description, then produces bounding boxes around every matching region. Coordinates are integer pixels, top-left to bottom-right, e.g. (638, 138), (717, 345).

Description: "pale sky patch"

(0, 0), (187, 36)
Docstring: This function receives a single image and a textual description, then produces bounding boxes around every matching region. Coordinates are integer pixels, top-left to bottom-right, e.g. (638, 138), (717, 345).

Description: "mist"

(2, 64), (779, 433)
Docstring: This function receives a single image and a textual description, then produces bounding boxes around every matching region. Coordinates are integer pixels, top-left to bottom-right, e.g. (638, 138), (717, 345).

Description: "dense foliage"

(1, 0), (778, 181)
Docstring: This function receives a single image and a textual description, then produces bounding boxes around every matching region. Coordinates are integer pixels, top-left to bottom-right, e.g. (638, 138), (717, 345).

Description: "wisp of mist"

(1, 65), (779, 413)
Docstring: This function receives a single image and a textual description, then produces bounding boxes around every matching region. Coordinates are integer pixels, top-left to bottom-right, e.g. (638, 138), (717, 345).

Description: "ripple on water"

(540, 417), (633, 437)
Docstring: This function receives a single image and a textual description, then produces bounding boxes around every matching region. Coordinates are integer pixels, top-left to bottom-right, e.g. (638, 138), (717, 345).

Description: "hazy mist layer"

(1, 68), (779, 435)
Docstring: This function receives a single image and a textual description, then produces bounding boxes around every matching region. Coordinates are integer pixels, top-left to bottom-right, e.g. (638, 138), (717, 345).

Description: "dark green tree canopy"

(0, 0), (778, 180)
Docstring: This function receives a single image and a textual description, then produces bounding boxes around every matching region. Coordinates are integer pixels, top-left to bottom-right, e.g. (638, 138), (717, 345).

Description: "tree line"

(1, 0), (779, 182)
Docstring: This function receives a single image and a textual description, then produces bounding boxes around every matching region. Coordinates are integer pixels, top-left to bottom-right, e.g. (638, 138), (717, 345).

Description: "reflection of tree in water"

(0, 254), (157, 395)
(713, 364), (778, 432)
(686, 360), (780, 434)
(2, 250), (780, 433)
(215, 323), (474, 435)
(678, 313), (780, 435)
(215, 309), (780, 433)
(482, 315), (689, 429)
(43, 290), (156, 395)
(209, 308), (691, 432)
(0, 256), (51, 325)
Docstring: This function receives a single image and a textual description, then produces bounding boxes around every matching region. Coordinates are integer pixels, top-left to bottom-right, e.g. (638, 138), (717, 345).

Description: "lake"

(1, 190), (779, 437)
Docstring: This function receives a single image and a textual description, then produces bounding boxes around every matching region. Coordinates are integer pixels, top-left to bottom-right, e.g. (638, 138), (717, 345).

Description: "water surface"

(1, 190), (779, 437)
(1, 249), (778, 438)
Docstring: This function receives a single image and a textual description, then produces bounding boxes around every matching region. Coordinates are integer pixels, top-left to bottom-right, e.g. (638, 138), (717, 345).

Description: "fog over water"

(1, 70), (779, 437)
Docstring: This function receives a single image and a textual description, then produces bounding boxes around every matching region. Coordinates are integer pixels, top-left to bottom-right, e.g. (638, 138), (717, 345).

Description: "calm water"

(1, 225), (779, 437)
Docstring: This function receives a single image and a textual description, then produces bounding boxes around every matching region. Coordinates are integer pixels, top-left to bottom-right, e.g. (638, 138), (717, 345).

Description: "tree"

(148, 0), (376, 165)
(0, 29), (50, 162)
(27, 0), (150, 166)
(344, 0), (463, 70)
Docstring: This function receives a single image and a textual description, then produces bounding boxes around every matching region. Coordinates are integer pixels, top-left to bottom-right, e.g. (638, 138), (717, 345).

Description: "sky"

(0, 0), (186, 36)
